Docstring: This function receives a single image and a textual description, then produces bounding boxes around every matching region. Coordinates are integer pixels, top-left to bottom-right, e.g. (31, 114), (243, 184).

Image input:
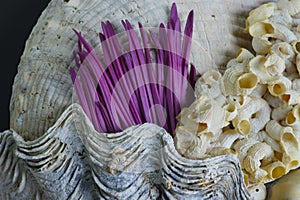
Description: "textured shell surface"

(0, 103), (250, 199)
(10, 0), (269, 141)
(2, 0), (279, 199)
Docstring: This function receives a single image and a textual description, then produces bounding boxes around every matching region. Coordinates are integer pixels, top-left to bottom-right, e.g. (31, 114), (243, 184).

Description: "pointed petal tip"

(101, 21), (107, 31)
(138, 22), (143, 28)
(121, 20), (128, 30)
(184, 10), (194, 37)
(99, 32), (105, 42)
(72, 28), (79, 34)
(188, 10), (194, 20)
(125, 20), (133, 29)
(171, 2), (177, 13)
(70, 67), (77, 83)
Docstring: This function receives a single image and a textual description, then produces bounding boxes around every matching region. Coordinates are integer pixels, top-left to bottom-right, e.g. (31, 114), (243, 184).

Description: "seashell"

(222, 67), (258, 96)
(225, 56), (248, 72)
(250, 83), (268, 98)
(262, 161), (286, 180)
(278, 120), (300, 169)
(227, 95), (249, 109)
(264, 53), (286, 76)
(174, 126), (211, 159)
(249, 168), (268, 184)
(249, 21), (297, 43)
(233, 138), (260, 165)
(291, 41), (300, 75)
(177, 95), (211, 134)
(208, 147), (236, 157)
(259, 131), (283, 153)
(1, 103), (251, 199)
(292, 78), (300, 92)
(9, 0), (269, 141)
(266, 119), (294, 141)
(242, 142), (274, 174)
(194, 70), (222, 99)
(218, 129), (241, 148)
(245, 2), (277, 32)
(248, 130), (265, 142)
(277, 0), (300, 16)
(235, 48), (255, 64)
(223, 103), (238, 122)
(232, 117), (252, 136)
(248, 55), (276, 84)
(249, 54), (285, 85)
(281, 90), (300, 105)
(271, 105), (292, 121)
(175, 94), (228, 159)
(269, 9), (293, 27)
(263, 91), (284, 108)
(295, 53), (300, 75)
(282, 152), (300, 171)
(286, 105), (300, 132)
(177, 95), (226, 135)
(285, 60), (298, 80)
(291, 40), (300, 54)
(268, 168), (300, 200)
(252, 35), (272, 54)
(268, 76), (292, 96)
(232, 97), (271, 135)
(5, 0), (285, 198)
(292, 104), (300, 119)
(270, 42), (295, 60)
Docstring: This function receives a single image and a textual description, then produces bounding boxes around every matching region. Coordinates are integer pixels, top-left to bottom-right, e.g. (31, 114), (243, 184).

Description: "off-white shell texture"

(10, 0), (268, 141)
(1, 0), (275, 199)
(1, 104), (250, 199)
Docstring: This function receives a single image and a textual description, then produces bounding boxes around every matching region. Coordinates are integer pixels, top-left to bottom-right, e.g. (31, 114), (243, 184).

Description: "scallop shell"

(9, 0), (269, 141)
(1, 103), (250, 199)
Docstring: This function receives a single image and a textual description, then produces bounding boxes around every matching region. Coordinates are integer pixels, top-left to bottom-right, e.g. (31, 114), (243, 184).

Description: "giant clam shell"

(3, 0), (272, 199)
(10, 0), (268, 140)
(1, 104), (250, 199)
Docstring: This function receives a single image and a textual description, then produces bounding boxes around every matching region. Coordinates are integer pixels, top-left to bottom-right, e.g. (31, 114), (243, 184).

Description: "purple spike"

(70, 3), (197, 135)
(70, 67), (77, 84)
(170, 3), (179, 29)
(73, 51), (81, 69)
(73, 29), (93, 52)
(105, 21), (117, 37)
(184, 10), (194, 38)
(99, 33), (106, 42)
(189, 63), (197, 87)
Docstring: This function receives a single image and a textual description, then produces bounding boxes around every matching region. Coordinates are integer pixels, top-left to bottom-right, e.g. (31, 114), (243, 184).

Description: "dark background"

(0, 1), (50, 132)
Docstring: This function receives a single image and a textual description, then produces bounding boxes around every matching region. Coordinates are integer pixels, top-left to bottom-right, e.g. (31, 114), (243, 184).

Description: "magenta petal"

(71, 3), (197, 135)
(184, 10), (194, 37)
(73, 29), (93, 53)
(70, 67), (77, 84)
(170, 3), (179, 28)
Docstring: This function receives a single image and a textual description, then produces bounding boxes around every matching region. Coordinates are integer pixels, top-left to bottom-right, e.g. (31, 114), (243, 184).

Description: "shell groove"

(1, 103), (251, 199)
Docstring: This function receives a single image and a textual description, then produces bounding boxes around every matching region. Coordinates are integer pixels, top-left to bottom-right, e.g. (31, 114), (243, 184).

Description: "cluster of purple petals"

(70, 3), (197, 135)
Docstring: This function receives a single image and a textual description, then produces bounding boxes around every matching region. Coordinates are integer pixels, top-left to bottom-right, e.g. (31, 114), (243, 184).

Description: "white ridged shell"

(1, 104), (250, 199)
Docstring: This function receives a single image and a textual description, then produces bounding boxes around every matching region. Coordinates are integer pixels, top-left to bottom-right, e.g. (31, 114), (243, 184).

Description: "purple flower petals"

(70, 3), (197, 135)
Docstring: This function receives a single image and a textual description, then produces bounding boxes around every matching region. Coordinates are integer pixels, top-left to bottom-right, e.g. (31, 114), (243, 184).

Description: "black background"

(0, 1), (50, 131)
